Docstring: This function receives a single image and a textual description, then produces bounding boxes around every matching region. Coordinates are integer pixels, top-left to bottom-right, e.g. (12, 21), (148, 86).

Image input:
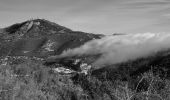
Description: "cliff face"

(0, 19), (170, 100)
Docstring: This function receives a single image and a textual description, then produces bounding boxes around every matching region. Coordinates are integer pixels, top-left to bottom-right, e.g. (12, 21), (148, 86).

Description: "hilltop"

(0, 19), (103, 58)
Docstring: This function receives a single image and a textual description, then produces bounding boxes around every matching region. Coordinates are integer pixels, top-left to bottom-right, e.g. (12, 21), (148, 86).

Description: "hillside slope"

(0, 19), (102, 58)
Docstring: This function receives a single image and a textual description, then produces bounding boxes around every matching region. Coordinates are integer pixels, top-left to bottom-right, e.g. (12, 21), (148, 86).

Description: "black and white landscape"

(1, 0), (170, 100)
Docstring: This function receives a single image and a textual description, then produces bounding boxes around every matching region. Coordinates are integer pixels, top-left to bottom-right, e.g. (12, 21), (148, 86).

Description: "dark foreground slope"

(0, 19), (170, 100)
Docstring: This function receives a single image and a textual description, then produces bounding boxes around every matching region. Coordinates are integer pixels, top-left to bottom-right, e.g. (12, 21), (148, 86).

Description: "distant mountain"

(0, 19), (102, 58)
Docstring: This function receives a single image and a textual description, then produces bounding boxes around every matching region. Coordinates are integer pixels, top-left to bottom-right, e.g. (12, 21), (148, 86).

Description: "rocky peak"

(4, 19), (72, 36)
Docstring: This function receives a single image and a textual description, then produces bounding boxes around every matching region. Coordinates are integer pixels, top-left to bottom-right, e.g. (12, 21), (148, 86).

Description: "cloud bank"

(48, 33), (170, 68)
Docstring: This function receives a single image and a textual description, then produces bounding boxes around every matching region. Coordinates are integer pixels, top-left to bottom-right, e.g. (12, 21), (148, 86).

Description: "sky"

(1, 0), (170, 34)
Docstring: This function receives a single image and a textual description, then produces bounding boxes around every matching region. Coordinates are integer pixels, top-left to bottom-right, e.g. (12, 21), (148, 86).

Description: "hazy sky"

(1, 0), (170, 34)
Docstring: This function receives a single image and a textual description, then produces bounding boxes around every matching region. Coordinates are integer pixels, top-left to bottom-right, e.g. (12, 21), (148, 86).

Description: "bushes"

(0, 58), (170, 100)
(0, 60), (86, 100)
(71, 68), (170, 100)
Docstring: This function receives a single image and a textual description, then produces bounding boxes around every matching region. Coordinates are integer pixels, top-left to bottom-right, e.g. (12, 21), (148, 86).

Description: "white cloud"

(51, 32), (170, 68)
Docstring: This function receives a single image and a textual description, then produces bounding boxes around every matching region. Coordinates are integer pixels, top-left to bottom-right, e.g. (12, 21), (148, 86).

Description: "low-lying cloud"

(49, 32), (170, 68)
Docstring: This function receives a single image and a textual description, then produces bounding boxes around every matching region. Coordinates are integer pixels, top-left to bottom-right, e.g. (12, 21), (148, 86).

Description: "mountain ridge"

(0, 19), (102, 58)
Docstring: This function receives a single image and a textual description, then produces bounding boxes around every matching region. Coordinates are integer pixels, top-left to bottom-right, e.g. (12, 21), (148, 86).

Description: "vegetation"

(0, 58), (170, 100)
(0, 60), (85, 100)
